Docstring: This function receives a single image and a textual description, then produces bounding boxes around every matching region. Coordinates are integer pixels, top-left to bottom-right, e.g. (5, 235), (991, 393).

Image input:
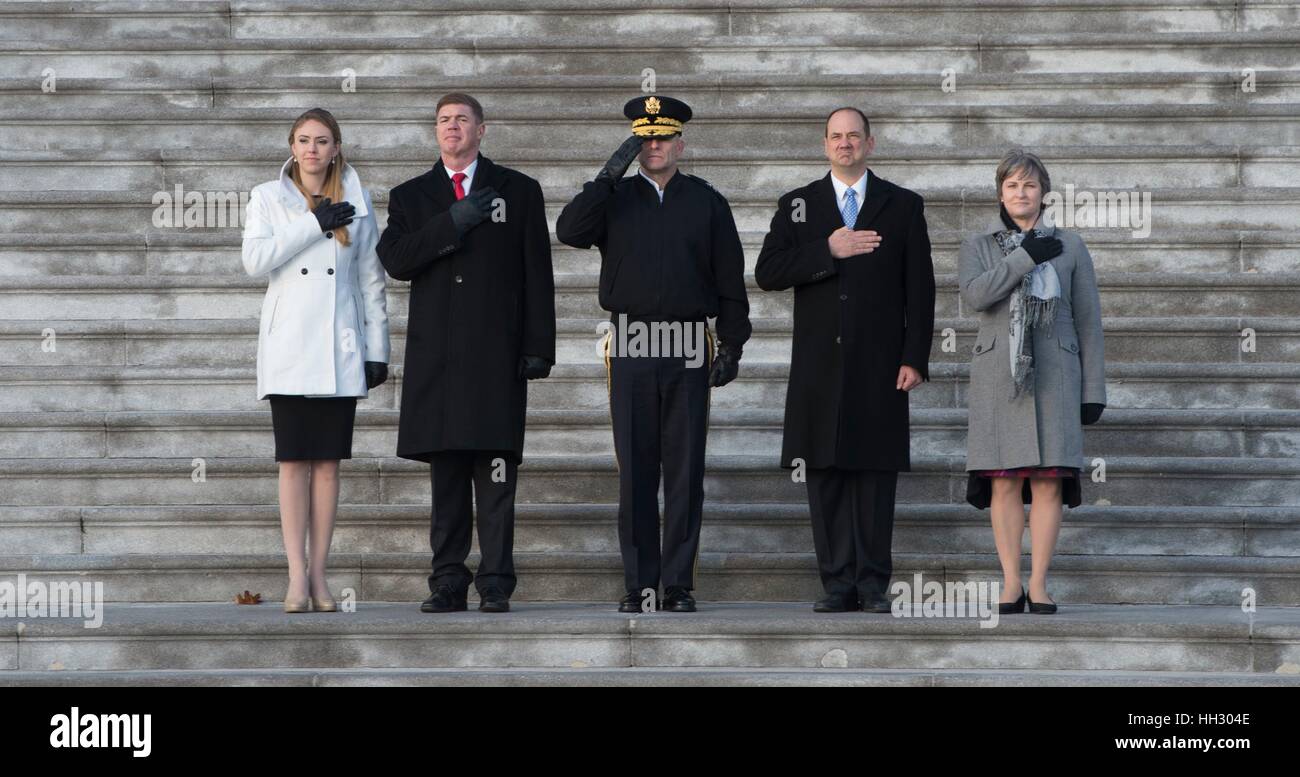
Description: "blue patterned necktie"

(841, 186), (859, 228)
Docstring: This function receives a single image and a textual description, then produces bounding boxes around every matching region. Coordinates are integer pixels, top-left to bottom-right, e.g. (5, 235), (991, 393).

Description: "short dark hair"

(436, 92), (484, 123)
(825, 106), (870, 138)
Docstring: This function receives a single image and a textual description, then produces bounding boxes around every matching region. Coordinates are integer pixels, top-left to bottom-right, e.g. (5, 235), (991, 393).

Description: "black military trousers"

(427, 450), (518, 597)
(806, 468), (899, 599)
(607, 342), (711, 593)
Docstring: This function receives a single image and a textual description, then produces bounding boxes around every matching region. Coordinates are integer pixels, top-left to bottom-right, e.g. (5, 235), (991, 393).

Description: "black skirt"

(267, 395), (357, 461)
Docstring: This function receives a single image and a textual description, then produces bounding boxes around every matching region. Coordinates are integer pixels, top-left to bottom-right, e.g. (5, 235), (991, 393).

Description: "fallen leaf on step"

(235, 590), (262, 605)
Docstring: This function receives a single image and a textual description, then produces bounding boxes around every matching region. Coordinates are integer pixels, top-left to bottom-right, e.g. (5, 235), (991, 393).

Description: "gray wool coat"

(958, 214), (1107, 472)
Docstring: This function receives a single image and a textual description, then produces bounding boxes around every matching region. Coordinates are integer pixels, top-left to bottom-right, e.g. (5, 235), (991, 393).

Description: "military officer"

(556, 95), (751, 613)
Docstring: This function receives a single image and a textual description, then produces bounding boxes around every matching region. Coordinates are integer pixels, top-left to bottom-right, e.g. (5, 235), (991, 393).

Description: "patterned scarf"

(993, 223), (1061, 398)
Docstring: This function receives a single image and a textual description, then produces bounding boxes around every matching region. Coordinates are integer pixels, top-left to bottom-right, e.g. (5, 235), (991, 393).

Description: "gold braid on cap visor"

(631, 116), (684, 137)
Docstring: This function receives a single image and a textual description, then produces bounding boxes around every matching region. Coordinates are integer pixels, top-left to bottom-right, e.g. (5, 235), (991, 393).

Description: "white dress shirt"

(445, 157), (479, 195)
(830, 170), (868, 224)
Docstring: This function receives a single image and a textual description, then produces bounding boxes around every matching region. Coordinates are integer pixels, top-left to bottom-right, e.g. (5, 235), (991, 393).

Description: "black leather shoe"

(618, 589), (650, 613)
(662, 586), (696, 612)
(860, 593), (893, 613)
(1027, 591), (1058, 614)
(999, 588), (1027, 614)
(420, 585), (467, 613)
(813, 592), (858, 613)
(478, 587), (510, 613)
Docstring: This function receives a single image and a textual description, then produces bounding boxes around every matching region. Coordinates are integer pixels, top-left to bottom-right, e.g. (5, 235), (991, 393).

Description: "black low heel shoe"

(998, 588), (1026, 615)
(1026, 591), (1058, 614)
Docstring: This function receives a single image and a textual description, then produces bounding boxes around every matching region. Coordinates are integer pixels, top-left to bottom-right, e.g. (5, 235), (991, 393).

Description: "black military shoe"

(420, 585), (467, 613)
(618, 589), (650, 613)
(662, 586), (696, 612)
(860, 592), (893, 613)
(478, 587), (510, 613)
(813, 592), (858, 613)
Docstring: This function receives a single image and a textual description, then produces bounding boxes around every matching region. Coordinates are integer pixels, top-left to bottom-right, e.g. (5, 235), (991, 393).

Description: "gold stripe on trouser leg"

(692, 326), (714, 586)
(603, 329), (618, 473)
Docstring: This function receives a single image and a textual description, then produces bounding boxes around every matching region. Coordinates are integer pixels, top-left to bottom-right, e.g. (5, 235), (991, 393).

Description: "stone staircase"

(0, 0), (1298, 685)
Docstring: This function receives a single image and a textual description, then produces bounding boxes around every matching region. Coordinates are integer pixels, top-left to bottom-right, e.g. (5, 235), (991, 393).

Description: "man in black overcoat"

(377, 92), (556, 614)
(755, 107), (935, 613)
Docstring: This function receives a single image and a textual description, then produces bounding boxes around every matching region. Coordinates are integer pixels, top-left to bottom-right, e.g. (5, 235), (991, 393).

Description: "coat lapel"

(415, 159), (456, 211)
(472, 154), (507, 195)
(274, 157), (369, 218)
(416, 153), (507, 211)
(813, 173), (842, 233)
(852, 169), (891, 230)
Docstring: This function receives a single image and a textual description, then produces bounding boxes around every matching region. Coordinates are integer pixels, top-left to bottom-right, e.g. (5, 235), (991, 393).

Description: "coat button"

(835, 335), (841, 344)
(301, 268), (308, 275)
(840, 294), (848, 301)
(325, 232), (333, 239)
(327, 268), (334, 275)
(455, 275), (463, 283)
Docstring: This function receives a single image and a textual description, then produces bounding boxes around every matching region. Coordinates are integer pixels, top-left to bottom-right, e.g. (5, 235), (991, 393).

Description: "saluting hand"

(828, 227), (882, 259)
(597, 135), (646, 185)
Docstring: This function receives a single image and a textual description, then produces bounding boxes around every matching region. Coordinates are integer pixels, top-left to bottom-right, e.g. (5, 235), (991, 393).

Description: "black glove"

(518, 354), (552, 380)
(998, 202), (1020, 232)
(1081, 403), (1104, 425)
(365, 361), (388, 389)
(448, 186), (499, 236)
(1020, 230), (1063, 265)
(596, 135), (646, 185)
(708, 343), (741, 388)
(312, 197), (355, 232)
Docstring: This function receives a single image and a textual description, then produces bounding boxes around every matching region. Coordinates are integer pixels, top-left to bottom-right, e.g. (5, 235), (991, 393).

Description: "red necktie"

(452, 172), (467, 200)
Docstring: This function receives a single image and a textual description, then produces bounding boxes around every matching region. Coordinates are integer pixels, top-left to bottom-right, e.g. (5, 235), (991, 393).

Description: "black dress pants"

(607, 342), (711, 593)
(427, 450), (518, 597)
(806, 467), (899, 599)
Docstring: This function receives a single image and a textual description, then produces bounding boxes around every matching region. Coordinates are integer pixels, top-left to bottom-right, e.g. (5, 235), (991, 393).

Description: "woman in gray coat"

(958, 150), (1107, 615)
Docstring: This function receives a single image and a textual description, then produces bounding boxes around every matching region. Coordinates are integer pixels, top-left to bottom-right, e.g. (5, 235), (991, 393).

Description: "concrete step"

(0, 454), (1292, 507)
(7, 502), (1299, 558)
(7, 187), (1300, 233)
(6, 104), (1300, 150)
(562, 316), (1300, 365)
(3, 31), (1298, 77)
(4, 602), (1300, 673)
(0, 408), (1292, 461)
(3, 72), (1295, 112)
(3, 0), (1287, 41)
(11, 146), (1300, 194)
(5, 228), (1296, 277)
(1, 362), (1295, 412)
(3, 0), (1296, 684)
(5, 553), (1300, 605)
(4, 270), (1298, 322)
(4, 666), (1299, 686)
(0, 314), (1294, 366)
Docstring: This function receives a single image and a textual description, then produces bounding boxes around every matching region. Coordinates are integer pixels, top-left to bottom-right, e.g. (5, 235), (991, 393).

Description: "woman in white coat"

(242, 108), (390, 613)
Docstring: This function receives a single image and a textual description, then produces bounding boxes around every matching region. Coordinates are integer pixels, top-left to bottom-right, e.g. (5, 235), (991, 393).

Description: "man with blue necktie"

(756, 107), (936, 613)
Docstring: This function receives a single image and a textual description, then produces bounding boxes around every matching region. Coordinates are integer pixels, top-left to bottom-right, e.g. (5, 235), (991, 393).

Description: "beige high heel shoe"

(310, 596), (337, 612)
(284, 596), (311, 613)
